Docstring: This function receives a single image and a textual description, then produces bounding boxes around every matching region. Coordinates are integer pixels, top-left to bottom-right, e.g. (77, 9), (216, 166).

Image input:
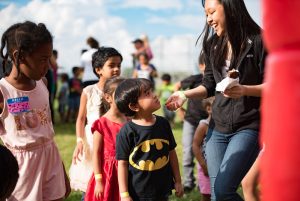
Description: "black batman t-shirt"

(116, 115), (177, 201)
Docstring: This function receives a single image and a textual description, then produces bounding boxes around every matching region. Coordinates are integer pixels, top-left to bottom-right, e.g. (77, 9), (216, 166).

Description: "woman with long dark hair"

(166, 0), (266, 200)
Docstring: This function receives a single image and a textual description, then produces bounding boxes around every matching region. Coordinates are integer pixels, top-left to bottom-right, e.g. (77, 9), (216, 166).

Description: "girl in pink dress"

(0, 21), (70, 201)
(85, 77), (127, 201)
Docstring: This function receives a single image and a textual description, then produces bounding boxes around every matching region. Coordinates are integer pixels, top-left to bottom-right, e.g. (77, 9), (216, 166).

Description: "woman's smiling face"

(205, 0), (226, 36)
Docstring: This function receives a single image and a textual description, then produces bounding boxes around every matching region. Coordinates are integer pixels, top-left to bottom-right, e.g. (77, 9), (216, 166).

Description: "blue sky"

(0, 0), (261, 74)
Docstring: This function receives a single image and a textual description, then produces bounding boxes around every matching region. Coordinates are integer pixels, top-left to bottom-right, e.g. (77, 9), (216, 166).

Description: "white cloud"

(0, 0), (133, 74)
(0, 0), (262, 77)
(148, 14), (206, 31)
(0, 0), (203, 76)
(120, 0), (182, 10)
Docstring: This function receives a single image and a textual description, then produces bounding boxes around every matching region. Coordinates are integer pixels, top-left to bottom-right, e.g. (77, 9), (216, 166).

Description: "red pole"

(261, 1), (300, 201)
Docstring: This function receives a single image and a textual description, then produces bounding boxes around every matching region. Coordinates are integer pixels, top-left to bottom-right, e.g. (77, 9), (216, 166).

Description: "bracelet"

(120, 192), (129, 198)
(94, 173), (102, 180)
(76, 137), (84, 144)
(175, 91), (187, 101)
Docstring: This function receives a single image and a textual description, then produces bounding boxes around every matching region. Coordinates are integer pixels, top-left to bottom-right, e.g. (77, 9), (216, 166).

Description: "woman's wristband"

(120, 191), (129, 198)
(94, 173), (102, 180)
(175, 91), (187, 101)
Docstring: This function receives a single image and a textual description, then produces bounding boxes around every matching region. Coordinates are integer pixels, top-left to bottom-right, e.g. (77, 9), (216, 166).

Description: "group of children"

(0, 21), (185, 201)
(0, 20), (260, 201)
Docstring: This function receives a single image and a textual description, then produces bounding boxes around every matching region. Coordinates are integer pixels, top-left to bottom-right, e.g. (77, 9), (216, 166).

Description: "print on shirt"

(7, 96), (30, 114)
(6, 97), (51, 131)
(129, 138), (170, 171)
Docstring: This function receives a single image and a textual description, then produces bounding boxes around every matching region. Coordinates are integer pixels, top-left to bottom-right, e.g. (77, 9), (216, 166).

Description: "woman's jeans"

(205, 129), (259, 201)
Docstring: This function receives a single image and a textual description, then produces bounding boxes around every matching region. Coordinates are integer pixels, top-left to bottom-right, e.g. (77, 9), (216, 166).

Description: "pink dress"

(85, 117), (123, 201)
(0, 78), (66, 201)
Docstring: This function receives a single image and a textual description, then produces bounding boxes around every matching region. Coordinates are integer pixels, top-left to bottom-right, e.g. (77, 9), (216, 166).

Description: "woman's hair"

(199, 0), (261, 71)
(0, 21), (52, 78)
(198, 50), (205, 65)
(0, 145), (19, 200)
(99, 77), (125, 115)
(115, 78), (153, 116)
(91, 47), (123, 78)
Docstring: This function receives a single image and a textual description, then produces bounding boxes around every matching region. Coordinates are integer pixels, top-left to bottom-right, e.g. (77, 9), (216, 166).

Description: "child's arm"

(169, 150), (184, 197)
(73, 92), (87, 164)
(118, 160), (133, 201)
(93, 131), (104, 199)
(192, 122), (209, 176)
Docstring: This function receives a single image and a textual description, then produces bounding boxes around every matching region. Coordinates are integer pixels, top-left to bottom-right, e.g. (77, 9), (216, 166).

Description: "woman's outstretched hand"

(165, 91), (187, 111)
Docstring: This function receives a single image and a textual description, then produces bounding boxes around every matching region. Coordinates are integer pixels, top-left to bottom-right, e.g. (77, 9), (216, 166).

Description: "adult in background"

(132, 35), (153, 68)
(166, 0), (266, 200)
(81, 37), (100, 87)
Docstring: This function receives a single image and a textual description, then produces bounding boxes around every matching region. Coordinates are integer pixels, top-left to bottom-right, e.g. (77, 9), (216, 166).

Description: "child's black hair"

(0, 145), (19, 200)
(86, 37), (99, 49)
(52, 49), (58, 58)
(0, 21), (52, 78)
(60, 73), (69, 82)
(91, 47), (123, 78)
(72, 66), (80, 75)
(161, 73), (171, 82)
(115, 78), (153, 116)
(99, 77), (125, 116)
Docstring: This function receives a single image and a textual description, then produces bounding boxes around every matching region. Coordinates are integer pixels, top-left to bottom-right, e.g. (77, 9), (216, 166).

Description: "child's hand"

(94, 180), (104, 199)
(72, 141), (84, 164)
(174, 182), (184, 197)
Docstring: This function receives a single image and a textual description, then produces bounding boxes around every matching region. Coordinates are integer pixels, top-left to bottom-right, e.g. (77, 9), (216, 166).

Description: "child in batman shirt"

(115, 78), (183, 201)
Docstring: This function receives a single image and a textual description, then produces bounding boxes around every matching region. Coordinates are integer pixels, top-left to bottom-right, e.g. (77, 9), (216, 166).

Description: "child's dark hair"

(60, 73), (69, 82)
(72, 66), (80, 75)
(0, 145), (19, 200)
(99, 77), (125, 116)
(115, 78), (153, 116)
(53, 49), (58, 58)
(161, 73), (171, 82)
(0, 21), (52, 78)
(86, 37), (99, 49)
(92, 47), (123, 78)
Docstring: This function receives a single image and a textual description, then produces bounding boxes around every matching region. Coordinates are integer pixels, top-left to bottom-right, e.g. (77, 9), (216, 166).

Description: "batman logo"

(129, 139), (169, 171)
